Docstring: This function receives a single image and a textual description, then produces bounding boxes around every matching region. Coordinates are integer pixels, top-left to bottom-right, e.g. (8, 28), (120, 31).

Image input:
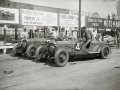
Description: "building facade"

(0, 0), (120, 43)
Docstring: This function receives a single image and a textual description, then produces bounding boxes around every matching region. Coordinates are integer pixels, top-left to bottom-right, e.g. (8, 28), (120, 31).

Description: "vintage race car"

(12, 35), (60, 58)
(13, 38), (47, 57)
(35, 38), (111, 67)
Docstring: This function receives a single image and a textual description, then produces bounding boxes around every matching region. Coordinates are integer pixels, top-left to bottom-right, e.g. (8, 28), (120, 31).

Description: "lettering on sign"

(81, 11), (92, 17)
(60, 14), (78, 27)
(86, 17), (104, 28)
(21, 9), (57, 26)
(69, 10), (78, 15)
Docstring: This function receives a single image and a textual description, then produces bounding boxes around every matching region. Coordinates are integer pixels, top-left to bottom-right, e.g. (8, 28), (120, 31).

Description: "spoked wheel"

(26, 44), (36, 59)
(35, 46), (47, 62)
(100, 45), (110, 59)
(13, 43), (22, 56)
(54, 49), (69, 67)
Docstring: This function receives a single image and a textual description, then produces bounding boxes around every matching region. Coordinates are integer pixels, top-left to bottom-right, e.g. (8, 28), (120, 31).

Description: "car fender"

(97, 44), (111, 54)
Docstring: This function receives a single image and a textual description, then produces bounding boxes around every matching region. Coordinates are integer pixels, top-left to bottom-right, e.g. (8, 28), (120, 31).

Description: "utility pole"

(78, 0), (81, 38)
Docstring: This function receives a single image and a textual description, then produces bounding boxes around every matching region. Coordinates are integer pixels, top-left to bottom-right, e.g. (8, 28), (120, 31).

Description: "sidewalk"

(0, 42), (15, 54)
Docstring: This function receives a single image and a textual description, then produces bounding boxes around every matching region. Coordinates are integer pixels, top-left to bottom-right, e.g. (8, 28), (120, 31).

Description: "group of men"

(19, 26), (101, 43)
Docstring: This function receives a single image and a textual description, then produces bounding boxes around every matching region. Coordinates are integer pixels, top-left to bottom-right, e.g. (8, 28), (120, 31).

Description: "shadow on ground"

(9, 53), (101, 67)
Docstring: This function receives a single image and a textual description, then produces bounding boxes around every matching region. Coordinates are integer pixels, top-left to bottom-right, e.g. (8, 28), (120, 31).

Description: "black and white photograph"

(0, 0), (120, 90)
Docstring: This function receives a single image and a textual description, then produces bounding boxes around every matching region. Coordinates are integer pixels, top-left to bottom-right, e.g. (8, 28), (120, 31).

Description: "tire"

(35, 46), (47, 62)
(13, 43), (22, 56)
(54, 48), (69, 67)
(26, 44), (36, 59)
(100, 45), (110, 59)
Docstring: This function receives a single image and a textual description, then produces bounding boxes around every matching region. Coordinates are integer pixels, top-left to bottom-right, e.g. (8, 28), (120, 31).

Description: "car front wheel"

(13, 43), (22, 56)
(54, 48), (69, 67)
(35, 46), (47, 62)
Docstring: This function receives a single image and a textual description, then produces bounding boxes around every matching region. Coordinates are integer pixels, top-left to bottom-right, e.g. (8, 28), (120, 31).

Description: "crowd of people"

(19, 26), (78, 40)
(18, 26), (105, 43)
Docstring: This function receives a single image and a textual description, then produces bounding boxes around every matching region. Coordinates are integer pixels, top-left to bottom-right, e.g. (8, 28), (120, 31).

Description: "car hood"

(54, 40), (79, 45)
(53, 40), (79, 47)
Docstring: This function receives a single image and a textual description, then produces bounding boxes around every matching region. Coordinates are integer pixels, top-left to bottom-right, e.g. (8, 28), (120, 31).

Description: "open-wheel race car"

(35, 38), (111, 67)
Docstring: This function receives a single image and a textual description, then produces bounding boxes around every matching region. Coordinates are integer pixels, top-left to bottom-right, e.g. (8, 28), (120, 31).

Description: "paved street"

(0, 47), (120, 90)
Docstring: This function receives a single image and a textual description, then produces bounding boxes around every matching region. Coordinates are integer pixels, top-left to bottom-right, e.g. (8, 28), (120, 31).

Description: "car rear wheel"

(54, 48), (69, 67)
(35, 46), (47, 62)
(26, 44), (36, 59)
(100, 45), (110, 59)
(13, 43), (22, 56)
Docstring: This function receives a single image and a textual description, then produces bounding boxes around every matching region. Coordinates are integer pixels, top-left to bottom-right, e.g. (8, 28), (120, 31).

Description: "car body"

(35, 38), (111, 67)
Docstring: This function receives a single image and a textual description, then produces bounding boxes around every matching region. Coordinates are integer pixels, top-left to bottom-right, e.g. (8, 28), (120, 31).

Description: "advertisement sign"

(60, 14), (78, 27)
(86, 17), (104, 28)
(69, 10), (92, 17)
(85, 17), (120, 29)
(0, 7), (19, 24)
(21, 9), (57, 26)
(104, 20), (120, 28)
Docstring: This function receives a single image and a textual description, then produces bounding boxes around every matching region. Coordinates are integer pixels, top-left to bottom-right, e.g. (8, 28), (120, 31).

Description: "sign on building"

(60, 14), (78, 27)
(69, 10), (92, 17)
(81, 11), (92, 17)
(85, 17), (120, 29)
(86, 17), (104, 28)
(0, 7), (19, 24)
(21, 9), (57, 26)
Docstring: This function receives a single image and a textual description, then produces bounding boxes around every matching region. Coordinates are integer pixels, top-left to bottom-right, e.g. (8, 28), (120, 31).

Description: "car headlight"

(49, 45), (55, 52)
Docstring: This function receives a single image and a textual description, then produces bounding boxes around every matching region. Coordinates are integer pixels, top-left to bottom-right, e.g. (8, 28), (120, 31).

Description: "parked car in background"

(12, 29), (53, 58)
(103, 35), (117, 45)
(12, 32), (63, 59)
